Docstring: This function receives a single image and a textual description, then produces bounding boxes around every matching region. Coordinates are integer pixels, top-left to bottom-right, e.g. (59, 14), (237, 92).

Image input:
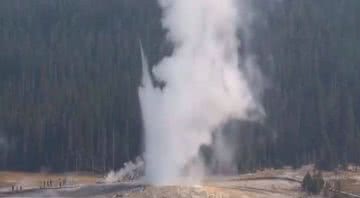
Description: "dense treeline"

(0, 0), (359, 173)
(0, 0), (165, 172)
(234, 0), (360, 171)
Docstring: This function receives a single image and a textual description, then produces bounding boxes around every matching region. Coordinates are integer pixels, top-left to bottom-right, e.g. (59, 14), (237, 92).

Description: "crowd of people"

(10, 178), (67, 193)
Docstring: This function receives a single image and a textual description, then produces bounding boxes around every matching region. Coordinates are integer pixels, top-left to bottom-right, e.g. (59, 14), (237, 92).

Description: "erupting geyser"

(139, 0), (262, 185)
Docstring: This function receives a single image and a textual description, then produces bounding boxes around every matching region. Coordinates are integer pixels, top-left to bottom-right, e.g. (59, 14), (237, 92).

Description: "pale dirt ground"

(109, 165), (360, 198)
(122, 181), (302, 198)
(1, 165), (360, 197)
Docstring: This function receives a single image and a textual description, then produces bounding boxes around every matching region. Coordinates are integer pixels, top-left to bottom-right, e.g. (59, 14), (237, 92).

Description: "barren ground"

(1, 166), (360, 198)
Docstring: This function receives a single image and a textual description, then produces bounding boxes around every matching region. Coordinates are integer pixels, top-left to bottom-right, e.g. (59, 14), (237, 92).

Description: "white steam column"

(139, 0), (261, 185)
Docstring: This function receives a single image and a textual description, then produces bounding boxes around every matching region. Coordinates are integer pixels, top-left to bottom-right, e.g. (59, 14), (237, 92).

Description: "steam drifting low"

(139, 0), (262, 185)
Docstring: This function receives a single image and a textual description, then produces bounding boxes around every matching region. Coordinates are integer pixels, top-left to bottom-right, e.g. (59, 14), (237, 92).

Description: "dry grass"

(340, 178), (360, 194)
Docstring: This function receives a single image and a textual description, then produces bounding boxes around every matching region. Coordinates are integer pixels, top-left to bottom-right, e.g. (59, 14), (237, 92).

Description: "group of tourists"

(11, 185), (22, 192)
(40, 178), (66, 189)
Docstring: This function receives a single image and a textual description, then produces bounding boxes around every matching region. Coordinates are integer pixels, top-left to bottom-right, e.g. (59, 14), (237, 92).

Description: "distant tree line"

(0, 0), (359, 172)
(245, 0), (360, 171)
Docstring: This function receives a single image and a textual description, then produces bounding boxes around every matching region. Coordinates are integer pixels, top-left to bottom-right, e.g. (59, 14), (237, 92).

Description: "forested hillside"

(0, 0), (359, 172)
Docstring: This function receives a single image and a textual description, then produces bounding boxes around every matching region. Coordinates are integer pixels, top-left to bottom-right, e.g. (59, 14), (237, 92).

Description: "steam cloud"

(139, 0), (262, 185)
(105, 157), (144, 183)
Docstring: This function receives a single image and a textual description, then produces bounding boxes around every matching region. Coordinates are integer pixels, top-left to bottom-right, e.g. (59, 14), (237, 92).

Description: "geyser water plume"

(139, 0), (262, 185)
